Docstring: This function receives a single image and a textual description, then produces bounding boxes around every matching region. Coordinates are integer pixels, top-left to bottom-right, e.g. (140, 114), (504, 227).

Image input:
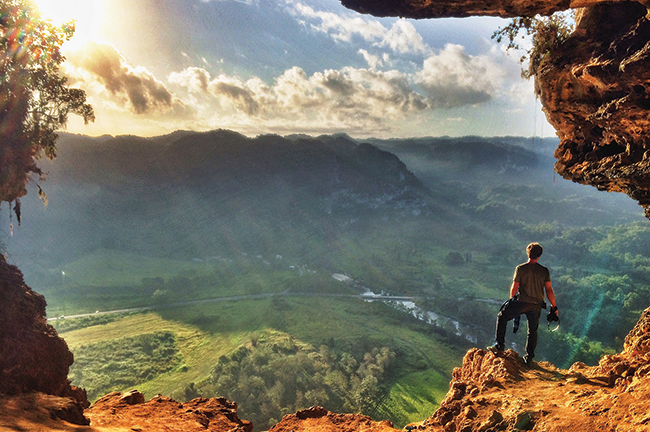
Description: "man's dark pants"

(495, 300), (542, 359)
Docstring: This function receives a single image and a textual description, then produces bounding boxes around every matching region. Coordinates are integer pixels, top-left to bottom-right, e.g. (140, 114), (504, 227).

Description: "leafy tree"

(492, 11), (576, 78)
(0, 0), (94, 221)
(203, 335), (395, 429)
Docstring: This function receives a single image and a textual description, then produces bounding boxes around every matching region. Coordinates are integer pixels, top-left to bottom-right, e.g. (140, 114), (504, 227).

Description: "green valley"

(4, 131), (649, 429)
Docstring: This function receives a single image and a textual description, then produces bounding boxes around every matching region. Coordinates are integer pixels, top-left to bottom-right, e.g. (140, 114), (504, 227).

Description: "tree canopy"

(0, 0), (93, 223)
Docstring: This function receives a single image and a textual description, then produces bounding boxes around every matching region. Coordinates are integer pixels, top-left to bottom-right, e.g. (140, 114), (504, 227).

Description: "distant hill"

(9, 131), (433, 267)
(6, 130), (642, 287)
(48, 130), (426, 200)
(366, 136), (559, 181)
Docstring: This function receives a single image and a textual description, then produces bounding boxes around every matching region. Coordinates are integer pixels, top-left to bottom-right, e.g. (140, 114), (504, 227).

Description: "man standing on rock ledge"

(488, 243), (558, 366)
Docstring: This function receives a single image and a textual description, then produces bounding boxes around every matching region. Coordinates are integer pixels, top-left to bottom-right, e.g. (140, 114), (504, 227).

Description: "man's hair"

(527, 243), (543, 260)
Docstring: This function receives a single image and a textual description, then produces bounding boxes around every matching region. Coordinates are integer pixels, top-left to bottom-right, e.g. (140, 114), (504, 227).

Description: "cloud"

(379, 20), (429, 55)
(358, 49), (383, 70)
(287, 2), (429, 56)
(170, 65), (430, 131)
(166, 41), (512, 135)
(59, 35), (517, 137)
(201, 0), (258, 4)
(211, 81), (260, 115)
(289, 2), (385, 43)
(168, 66), (211, 93)
(416, 44), (504, 108)
(64, 42), (175, 115)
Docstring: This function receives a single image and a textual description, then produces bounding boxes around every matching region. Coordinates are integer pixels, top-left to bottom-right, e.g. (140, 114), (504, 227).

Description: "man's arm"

(545, 281), (558, 314)
(510, 281), (519, 298)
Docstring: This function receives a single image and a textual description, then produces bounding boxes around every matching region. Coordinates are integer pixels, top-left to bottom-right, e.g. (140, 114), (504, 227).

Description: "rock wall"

(0, 255), (74, 395)
(539, 3), (650, 219)
(340, 0), (650, 219)
(0, 255), (88, 423)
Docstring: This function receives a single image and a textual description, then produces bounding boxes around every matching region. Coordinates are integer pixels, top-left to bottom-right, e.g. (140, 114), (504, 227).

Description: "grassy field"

(59, 293), (467, 428)
(377, 369), (450, 426)
(62, 312), (246, 400)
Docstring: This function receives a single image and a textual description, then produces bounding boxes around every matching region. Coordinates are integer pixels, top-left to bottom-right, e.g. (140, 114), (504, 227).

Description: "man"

(488, 243), (558, 365)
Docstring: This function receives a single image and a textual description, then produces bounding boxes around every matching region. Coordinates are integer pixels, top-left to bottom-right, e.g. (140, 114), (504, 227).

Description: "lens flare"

(31, 0), (104, 45)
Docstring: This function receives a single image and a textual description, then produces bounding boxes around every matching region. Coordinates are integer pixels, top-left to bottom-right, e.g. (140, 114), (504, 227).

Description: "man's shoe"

(487, 343), (504, 353)
(523, 355), (534, 366)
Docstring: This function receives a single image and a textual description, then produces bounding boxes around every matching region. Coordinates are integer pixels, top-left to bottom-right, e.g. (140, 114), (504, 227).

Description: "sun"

(31, 0), (105, 44)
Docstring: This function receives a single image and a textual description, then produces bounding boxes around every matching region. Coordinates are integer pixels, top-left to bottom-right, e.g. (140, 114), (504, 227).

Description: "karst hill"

(3, 252), (650, 432)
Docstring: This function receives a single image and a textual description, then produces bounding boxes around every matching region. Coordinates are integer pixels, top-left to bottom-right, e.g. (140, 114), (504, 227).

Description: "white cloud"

(289, 2), (385, 43)
(416, 44), (505, 108)
(358, 49), (383, 70)
(168, 41), (513, 135)
(60, 35), (530, 138)
(169, 67), (211, 93)
(201, 0), (258, 4)
(170, 65), (431, 133)
(64, 42), (177, 115)
(379, 20), (430, 55)
(287, 2), (430, 56)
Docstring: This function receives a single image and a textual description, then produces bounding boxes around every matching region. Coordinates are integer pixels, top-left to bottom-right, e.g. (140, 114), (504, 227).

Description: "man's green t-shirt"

(513, 262), (551, 304)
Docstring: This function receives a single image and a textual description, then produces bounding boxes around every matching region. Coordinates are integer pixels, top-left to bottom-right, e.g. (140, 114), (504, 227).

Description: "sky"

(33, 0), (555, 139)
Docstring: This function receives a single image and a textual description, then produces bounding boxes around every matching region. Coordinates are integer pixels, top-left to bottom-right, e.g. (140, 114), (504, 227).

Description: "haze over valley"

(3, 130), (648, 428)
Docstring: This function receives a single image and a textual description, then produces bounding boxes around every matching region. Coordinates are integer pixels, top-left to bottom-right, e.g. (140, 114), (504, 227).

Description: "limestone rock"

(0, 255), (85, 404)
(539, 3), (650, 219)
(86, 392), (253, 432)
(340, 0), (641, 19)
(269, 406), (398, 432)
(0, 392), (90, 429)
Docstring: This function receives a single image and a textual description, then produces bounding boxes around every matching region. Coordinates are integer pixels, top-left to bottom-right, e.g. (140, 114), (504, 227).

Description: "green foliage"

(546, 227), (605, 263)
(590, 222), (650, 258)
(517, 222), (559, 241)
(373, 369), (448, 427)
(193, 334), (395, 429)
(68, 332), (181, 401)
(492, 12), (576, 78)
(0, 0), (93, 209)
(536, 329), (615, 368)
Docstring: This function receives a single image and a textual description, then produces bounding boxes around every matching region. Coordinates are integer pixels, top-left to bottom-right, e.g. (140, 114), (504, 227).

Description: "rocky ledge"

(85, 390), (253, 432)
(413, 306), (650, 432)
(0, 390), (253, 432)
(5, 306), (650, 432)
(4, 242), (650, 431)
(340, 0), (650, 219)
(269, 405), (398, 432)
